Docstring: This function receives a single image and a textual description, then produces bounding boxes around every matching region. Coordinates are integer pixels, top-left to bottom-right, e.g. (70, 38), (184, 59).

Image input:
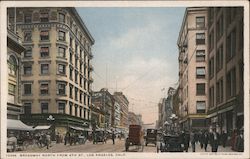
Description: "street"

(22, 139), (157, 153)
(19, 139), (235, 153)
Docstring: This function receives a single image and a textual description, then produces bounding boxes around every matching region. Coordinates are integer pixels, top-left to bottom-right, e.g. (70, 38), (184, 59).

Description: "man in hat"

(210, 128), (220, 152)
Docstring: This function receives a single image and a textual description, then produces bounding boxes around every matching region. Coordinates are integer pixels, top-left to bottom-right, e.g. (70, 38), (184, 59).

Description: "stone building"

(206, 7), (244, 133)
(7, 7), (95, 135)
(177, 7), (208, 130)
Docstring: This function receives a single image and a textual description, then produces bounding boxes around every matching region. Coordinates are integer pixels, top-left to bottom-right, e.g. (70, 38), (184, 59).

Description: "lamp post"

(47, 115), (55, 140)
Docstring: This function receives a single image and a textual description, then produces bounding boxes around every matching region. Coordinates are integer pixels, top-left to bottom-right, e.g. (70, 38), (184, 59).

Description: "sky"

(77, 7), (186, 125)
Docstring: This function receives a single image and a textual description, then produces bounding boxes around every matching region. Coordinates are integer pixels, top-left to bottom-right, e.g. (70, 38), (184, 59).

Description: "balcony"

(89, 52), (93, 59)
(88, 64), (94, 71)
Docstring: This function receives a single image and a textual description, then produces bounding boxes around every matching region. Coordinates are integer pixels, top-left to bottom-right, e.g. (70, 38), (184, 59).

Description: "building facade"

(7, 7), (95, 135)
(177, 7), (208, 130)
(113, 92), (129, 133)
(207, 7), (244, 133)
(7, 27), (25, 120)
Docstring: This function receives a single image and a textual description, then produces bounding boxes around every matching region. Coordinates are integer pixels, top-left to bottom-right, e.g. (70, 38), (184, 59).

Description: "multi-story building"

(7, 28), (25, 121)
(207, 7), (243, 133)
(157, 99), (164, 129)
(113, 92), (129, 133)
(177, 7), (208, 131)
(113, 101), (121, 129)
(92, 88), (113, 129)
(7, 7), (95, 135)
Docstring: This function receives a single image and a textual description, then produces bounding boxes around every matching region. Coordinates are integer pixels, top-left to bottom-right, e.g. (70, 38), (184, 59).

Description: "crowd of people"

(179, 128), (244, 152)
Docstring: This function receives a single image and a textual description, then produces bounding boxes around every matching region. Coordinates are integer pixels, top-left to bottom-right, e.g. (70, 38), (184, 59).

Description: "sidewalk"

(187, 143), (234, 152)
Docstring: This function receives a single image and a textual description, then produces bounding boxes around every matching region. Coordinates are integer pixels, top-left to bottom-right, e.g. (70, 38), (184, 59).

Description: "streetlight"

(47, 115), (55, 140)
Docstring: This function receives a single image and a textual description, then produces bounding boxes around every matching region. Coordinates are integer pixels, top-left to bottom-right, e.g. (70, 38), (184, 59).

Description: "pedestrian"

(190, 130), (196, 152)
(64, 131), (70, 145)
(199, 130), (205, 149)
(220, 130), (227, 148)
(204, 131), (209, 152)
(231, 129), (237, 151)
(45, 133), (51, 149)
(183, 131), (190, 152)
(112, 131), (115, 145)
(210, 128), (220, 152)
(235, 128), (244, 152)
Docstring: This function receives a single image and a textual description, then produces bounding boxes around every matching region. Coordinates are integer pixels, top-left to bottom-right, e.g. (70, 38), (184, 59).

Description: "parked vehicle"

(125, 125), (144, 152)
(145, 129), (157, 146)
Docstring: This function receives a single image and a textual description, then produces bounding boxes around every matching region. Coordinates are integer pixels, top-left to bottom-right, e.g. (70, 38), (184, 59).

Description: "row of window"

(23, 102), (90, 119)
(22, 82), (91, 105)
(209, 68), (237, 107)
(183, 101), (206, 114)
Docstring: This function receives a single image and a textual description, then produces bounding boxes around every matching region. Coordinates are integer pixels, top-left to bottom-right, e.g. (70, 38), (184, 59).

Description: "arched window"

(8, 55), (17, 76)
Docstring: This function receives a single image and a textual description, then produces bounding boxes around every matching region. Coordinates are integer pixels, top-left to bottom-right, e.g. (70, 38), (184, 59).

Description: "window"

(209, 86), (215, 108)
(40, 83), (49, 95)
(23, 83), (32, 95)
(70, 52), (73, 64)
(41, 102), (48, 113)
(75, 88), (78, 101)
(70, 37), (73, 48)
(75, 56), (78, 68)
(58, 64), (66, 75)
(58, 31), (66, 41)
(8, 83), (15, 95)
(40, 47), (49, 57)
(226, 29), (236, 61)
(216, 78), (224, 104)
(216, 45), (223, 72)
(209, 57), (214, 79)
(69, 85), (73, 98)
(75, 70), (78, 83)
(75, 43), (78, 54)
(209, 30), (214, 51)
(41, 64), (49, 74)
(80, 91), (83, 103)
(196, 33), (205, 45)
(75, 105), (78, 117)
(226, 68), (236, 99)
(40, 12), (49, 22)
(8, 56), (17, 76)
(84, 79), (86, 90)
(24, 14), (32, 23)
(196, 67), (205, 78)
(24, 103), (31, 114)
(80, 108), (82, 117)
(196, 83), (205, 95)
(216, 15), (224, 39)
(23, 65), (32, 75)
(57, 83), (66, 95)
(58, 102), (65, 114)
(24, 32), (32, 42)
(80, 76), (82, 86)
(208, 8), (214, 26)
(84, 108), (86, 119)
(196, 16), (205, 28)
(58, 47), (66, 58)
(59, 13), (65, 23)
(196, 101), (206, 113)
(69, 102), (73, 115)
(40, 30), (49, 41)
(24, 48), (32, 58)
(196, 50), (205, 62)
(69, 67), (73, 80)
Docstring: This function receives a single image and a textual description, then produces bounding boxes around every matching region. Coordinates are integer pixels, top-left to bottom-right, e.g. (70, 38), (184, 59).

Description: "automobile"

(157, 133), (184, 152)
(93, 129), (105, 144)
(145, 129), (157, 146)
(125, 125), (144, 152)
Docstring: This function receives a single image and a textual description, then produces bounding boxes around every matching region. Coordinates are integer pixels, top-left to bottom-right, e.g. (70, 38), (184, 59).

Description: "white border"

(1, 1), (249, 159)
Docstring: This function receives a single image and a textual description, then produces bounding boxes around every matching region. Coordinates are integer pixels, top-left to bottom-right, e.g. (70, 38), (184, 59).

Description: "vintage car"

(145, 129), (157, 146)
(93, 129), (106, 144)
(157, 133), (184, 152)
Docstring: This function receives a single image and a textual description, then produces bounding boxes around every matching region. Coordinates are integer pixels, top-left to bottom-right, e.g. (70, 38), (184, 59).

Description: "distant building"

(177, 7), (208, 130)
(7, 7), (95, 135)
(207, 7), (244, 133)
(113, 92), (129, 132)
(128, 112), (140, 125)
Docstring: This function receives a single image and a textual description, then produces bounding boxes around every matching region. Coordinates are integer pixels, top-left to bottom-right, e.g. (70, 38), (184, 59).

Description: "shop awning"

(34, 125), (51, 130)
(7, 119), (34, 131)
